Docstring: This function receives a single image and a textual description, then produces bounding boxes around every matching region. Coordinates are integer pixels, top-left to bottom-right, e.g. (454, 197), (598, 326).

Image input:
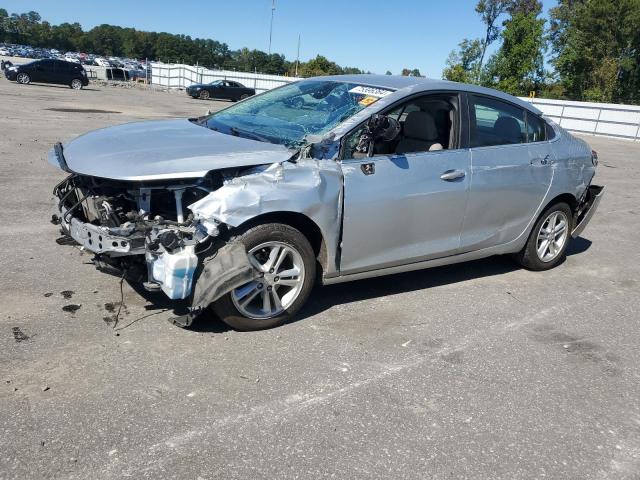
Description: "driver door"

(216, 81), (231, 100)
(339, 93), (471, 274)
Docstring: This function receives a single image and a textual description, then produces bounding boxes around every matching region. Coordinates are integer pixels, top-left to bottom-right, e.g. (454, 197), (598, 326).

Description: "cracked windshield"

(203, 80), (393, 147)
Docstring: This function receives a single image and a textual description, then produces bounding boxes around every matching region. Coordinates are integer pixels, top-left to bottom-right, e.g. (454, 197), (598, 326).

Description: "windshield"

(201, 80), (393, 147)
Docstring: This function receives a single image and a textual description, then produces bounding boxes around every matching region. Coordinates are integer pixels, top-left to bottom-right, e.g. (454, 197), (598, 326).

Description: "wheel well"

(234, 212), (327, 271)
(544, 193), (578, 213)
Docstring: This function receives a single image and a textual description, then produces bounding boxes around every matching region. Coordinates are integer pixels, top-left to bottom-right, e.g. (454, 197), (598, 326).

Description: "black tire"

(70, 78), (83, 90)
(212, 223), (316, 331)
(515, 202), (573, 271)
(240, 93), (249, 100)
(16, 72), (30, 85)
(199, 90), (210, 100)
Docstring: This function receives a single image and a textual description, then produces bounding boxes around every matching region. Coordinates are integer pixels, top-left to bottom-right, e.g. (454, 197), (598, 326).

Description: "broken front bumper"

(571, 185), (605, 238)
(58, 208), (143, 255)
(51, 173), (145, 256)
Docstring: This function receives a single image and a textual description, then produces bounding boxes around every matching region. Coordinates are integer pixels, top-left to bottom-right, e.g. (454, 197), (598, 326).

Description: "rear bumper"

(571, 185), (604, 238)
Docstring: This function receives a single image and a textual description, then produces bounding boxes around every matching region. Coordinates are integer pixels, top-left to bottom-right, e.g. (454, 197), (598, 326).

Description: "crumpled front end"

(51, 172), (215, 300)
(50, 147), (342, 316)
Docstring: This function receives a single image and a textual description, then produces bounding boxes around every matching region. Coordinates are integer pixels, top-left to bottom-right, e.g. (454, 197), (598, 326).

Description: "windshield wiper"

(229, 127), (272, 144)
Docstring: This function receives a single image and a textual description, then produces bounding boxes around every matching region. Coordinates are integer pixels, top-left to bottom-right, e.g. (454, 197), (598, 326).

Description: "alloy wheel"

(17, 73), (29, 84)
(71, 79), (82, 90)
(231, 241), (306, 319)
(536, 211), (569, 262)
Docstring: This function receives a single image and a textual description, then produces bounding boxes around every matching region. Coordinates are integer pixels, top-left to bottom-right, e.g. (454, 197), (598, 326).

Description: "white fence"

(148, 63), (640, 141)
(520, 97), (640, 141)
(150, 63), (298, 93)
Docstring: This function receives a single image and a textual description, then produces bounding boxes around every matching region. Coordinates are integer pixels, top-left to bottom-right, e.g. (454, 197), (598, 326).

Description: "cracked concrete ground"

(0, 77), (639, 480)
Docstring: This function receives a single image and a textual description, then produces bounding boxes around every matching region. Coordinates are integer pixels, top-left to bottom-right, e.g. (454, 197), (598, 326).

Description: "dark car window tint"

(470, 95), (526, 147)
(526, 113), (546, 142)
(545, 121), (556, 140)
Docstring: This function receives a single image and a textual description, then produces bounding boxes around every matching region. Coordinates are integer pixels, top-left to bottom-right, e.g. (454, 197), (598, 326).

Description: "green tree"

(0, 7), (364, 77)
(550, 0), (640, 103)
(475, 0), (509, 81)
(484, 0), (546, 95)
(443, 38), (483, 83)
(298, 55), (342, 77)
(401, 68), (422, 77)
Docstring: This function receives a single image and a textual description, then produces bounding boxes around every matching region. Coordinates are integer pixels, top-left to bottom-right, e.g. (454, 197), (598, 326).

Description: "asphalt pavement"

(1, 78), (639, 480)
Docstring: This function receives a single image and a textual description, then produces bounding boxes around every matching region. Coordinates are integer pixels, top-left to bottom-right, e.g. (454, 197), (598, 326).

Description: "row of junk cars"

(0, 43), (149, 78)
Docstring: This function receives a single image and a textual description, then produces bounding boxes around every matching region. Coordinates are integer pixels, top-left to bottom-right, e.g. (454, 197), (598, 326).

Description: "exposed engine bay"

(52, 172), (229, 301)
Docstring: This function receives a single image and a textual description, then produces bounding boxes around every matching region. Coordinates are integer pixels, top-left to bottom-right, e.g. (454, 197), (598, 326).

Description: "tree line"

(443, 0), (640, 104)
(0, 9), (369, 76)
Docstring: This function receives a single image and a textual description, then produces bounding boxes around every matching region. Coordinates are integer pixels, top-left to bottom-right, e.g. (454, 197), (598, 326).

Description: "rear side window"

(526, 113), (546, 142)
(470, 95), (526, 147)
(545, 121), (556, 140)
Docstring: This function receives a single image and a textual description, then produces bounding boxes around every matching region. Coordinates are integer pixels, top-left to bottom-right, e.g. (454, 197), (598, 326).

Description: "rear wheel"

(515, 202), (572, 271)
(199, 90), (210, 100)
(212, 223), (316, 331)
(70, 78), (83, 90)
(16, 72), (30, 85)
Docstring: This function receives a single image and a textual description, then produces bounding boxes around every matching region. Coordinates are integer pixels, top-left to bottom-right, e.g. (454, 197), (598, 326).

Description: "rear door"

(215, 81), (231, 100)
(459, 94), (554, 251)
(49, 61), (67, 84)
(29, 60), (49, 82)
(339, 93), (471, 274)
(226, 81), (241, 100)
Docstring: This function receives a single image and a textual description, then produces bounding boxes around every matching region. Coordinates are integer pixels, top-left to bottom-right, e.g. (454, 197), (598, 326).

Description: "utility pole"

(295, 33), (300, 77)
(268, 0), (276, 55)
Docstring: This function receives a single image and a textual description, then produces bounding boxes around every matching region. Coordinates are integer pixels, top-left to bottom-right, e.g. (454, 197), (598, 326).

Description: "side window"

(526, 113), (546, 142)
(545, 121), (556, 140)
(470, 95), (526, 147)
(343, 94), (459, 159)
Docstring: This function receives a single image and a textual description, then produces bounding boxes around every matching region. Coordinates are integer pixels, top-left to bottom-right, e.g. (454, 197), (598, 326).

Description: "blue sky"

(1, 0), (557, 76)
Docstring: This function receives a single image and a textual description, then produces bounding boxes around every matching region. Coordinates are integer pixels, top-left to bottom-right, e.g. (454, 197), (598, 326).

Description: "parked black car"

(186, 80), (255, 101)
(5, 59), (89, 89)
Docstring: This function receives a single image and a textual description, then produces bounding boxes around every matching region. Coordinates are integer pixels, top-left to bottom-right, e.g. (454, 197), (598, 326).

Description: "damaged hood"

(52, 119), (295, 181)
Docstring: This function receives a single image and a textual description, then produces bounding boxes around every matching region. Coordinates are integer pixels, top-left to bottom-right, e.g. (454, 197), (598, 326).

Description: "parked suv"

(5, 59), (89, 89)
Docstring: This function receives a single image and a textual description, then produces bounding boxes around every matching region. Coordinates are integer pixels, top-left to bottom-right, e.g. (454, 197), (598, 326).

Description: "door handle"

(440, 169), (466, 181)
(361, 162), (375, 175)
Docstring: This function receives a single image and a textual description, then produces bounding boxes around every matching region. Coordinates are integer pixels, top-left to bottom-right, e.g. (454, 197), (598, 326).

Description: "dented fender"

(188, 159), (344, 275)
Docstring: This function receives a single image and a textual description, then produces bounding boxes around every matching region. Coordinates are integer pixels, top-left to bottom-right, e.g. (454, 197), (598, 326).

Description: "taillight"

(591, 150), (598, 167)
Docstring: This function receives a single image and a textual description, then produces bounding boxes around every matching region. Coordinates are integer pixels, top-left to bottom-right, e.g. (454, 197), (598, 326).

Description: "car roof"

(308, 74), (541, 115)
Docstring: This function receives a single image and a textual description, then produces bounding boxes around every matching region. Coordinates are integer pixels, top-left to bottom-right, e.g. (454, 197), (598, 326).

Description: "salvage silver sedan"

(48, 75), (604, 330)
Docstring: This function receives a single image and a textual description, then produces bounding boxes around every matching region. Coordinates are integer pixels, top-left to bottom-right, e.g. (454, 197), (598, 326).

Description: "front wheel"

(70, 78), (83, 90)
(16, 72), (30, 85)
(515, 202), (572, 271)
(199, 90), (210, 100)
(212, 223), (316, 331)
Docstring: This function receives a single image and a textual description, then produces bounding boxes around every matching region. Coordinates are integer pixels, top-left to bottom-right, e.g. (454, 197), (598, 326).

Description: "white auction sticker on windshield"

(348, 86), (393, 98)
